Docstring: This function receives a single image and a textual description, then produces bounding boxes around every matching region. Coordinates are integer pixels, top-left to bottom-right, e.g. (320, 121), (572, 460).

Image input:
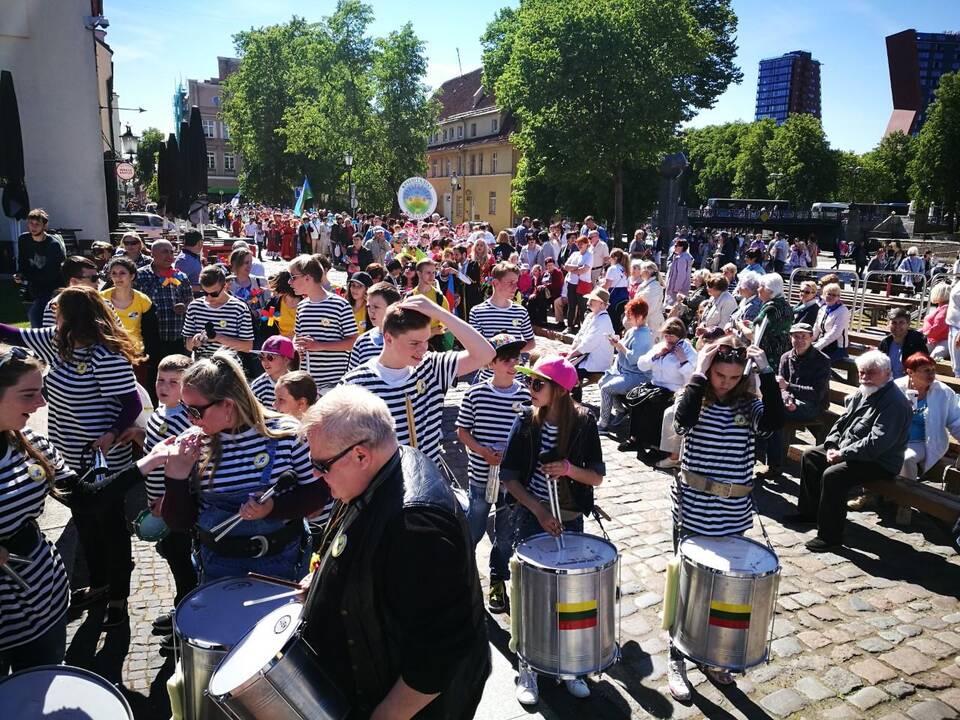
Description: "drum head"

(0, 665), (132, 719)
(175, 577), (299, 647)
(516, 532), (617, 571)
(134, 509), (169, 542)
(209, 603), (304, 697)
(680, 535), (778, 575)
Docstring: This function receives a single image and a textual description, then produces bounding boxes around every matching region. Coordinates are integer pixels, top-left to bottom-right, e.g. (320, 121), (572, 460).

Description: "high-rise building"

(885, 29), (960, 137)
(754, 51), (822, 124)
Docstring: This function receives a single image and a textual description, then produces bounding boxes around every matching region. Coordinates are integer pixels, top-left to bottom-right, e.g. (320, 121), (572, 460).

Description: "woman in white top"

(568, 288), (615, 380)
(602, 249), (630, 309)
(895, 354), (960, 479)
(635, 260), (665, 338)
(812, 282), (850, 360)
(696, 273), (737, 343)
(945, 280), (960, 377)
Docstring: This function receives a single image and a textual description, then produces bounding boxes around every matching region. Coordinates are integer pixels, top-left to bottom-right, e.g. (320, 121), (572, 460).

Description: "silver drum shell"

(516, 532), (619, 679)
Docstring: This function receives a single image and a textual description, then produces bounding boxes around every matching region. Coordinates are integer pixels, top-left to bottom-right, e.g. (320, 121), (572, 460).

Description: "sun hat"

(517, 355), (579, 392)
(253, 335), (295, 359)
(490, 333), (527, 359)
(585, 287), (610, 304)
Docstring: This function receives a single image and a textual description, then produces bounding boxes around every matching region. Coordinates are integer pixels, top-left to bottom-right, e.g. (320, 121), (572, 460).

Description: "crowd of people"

(2, 204), (958, 713)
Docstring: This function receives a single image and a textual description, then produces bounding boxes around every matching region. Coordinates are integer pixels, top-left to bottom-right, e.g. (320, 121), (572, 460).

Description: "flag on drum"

(556, 600), (598, 630)
(708, 600), (752, 630)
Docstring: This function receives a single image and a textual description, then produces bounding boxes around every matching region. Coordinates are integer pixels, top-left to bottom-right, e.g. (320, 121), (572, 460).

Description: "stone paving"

(34, 335), (960, 719)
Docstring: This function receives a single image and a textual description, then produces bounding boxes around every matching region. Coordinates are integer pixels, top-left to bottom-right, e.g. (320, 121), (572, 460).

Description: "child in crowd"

(456, 334), (532, 613)
(274, 370), (318, 420)
(250, 335), (298, 409)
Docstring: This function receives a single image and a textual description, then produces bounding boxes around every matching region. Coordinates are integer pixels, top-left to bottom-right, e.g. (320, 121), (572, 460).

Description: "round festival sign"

(397, 177), (437, 220)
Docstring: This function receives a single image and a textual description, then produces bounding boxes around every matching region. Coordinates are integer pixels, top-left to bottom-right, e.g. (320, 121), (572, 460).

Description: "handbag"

(624, 382), (672, 410)
(576, 279), (593, 295)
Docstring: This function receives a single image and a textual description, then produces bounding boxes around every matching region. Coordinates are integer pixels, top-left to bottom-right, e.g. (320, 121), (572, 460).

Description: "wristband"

(563, 459), (571, 475)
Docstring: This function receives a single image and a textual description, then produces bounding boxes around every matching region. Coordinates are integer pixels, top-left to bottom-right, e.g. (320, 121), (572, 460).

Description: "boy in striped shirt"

(456, 334), (531, 613)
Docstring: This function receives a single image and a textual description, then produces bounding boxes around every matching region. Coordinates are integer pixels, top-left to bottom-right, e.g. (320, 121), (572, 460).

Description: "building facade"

(885, 29), (960, 137)
(755, 51), (822, 124)
(425, 68), (517, 230)
(0, 0), (113, 262)
(177, 57), (242, 200)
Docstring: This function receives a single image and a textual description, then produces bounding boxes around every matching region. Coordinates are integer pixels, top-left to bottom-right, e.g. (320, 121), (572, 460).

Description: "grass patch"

(0, 280), (30, 327)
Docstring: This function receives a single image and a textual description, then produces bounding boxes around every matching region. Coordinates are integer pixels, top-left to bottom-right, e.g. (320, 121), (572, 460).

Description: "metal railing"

(854, 270), (927, 330)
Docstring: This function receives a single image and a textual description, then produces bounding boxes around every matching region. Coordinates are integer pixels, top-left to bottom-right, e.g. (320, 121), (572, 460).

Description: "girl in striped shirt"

(666, 337), (784, 700)
(250, 335), (298, 409)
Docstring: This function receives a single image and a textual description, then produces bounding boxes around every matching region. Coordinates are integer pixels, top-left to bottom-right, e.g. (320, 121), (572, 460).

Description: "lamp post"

(344, 151), (355, 214)
(119, 123), (139, 204)
(851, 165), (862, 204)
(450, 173), (459, 223)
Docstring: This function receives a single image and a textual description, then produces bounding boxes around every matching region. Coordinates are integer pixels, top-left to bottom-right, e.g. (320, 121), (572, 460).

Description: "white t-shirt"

(604, 263), (628, 289)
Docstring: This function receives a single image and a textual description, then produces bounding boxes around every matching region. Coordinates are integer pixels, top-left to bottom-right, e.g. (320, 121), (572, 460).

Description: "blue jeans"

(27, 294), (51, 329)
(467, 485), (514, 582)
(0, 613), (67, 674)
(598, 372), (644, 427)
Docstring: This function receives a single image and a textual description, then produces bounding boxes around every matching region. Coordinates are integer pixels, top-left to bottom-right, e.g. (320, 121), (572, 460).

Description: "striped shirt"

(251, 373), (276, 409)
(527, 422), (559, 502)
(21, 327), (135, 472)
(181, 295), (254, 361)
(0, 430), (72, 650)
(347, 327), (384, 371)
(341, 352), (459, 463)
(143, 404), (192, 502)
(468, 299), (533, 381)
(673, 397), (767, 536)
(296, 294), (358, 388)
(456, 380), (531, 486)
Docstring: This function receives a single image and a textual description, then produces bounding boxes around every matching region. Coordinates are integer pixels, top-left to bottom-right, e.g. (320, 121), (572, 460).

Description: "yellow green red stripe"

(709, 600), (751, 629)
(557, 600), (598, 630)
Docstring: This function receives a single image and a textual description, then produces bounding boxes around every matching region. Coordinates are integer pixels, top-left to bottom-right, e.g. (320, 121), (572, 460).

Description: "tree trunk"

(613, 164), (624, 249)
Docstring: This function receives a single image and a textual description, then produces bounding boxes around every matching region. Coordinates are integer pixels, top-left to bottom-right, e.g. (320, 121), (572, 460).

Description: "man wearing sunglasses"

(16, 208), (66, 328)
(299, 385), (490, 720)
(40, 256), (103, 328)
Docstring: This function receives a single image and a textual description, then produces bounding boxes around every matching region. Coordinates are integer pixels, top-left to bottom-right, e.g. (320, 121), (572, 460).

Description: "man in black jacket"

(878, 307), (928, 379)
(300, 385), (490, 720)
(16, 208), (66, 328)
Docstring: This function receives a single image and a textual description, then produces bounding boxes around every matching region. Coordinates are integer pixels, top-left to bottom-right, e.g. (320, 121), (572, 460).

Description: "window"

(445, 159), (451, 176)
(457, 126), (463, 139)
(470, 122), (477, 137)
(202, 119), (215, 138)
(212, 96), (220, 107)
(457, 156), (462, 174)
(221, 122), (230, 140)
(492, 118), (499, 133)
(488, 192), (497, 215)
(432, 160), (438, 178)
(491, 152), (498, 174)
(443, 129), (448, 141)
(469, 155), (476, 175)
(478, 154), (483, 175)
(207, 153), (216, 171)
(224, 153), (235, 172)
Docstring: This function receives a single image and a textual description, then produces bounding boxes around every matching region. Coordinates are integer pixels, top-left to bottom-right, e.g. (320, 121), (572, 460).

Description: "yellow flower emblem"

(252, 451), (270, 469)
(332, 531), (348, 557)
(27, 464), (46, 482)
(75, 362), (88, 375)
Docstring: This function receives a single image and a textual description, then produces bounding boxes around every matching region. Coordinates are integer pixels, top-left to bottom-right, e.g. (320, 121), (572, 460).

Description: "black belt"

(196, 521), (303, 559)
(0, 520), (41, 556)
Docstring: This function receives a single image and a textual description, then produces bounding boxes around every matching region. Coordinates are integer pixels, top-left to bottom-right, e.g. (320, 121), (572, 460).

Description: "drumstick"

(405, 396), (418, 449)
(246, 572), (302, 589)
(241, 588), (302, 607)
(5, 553), (31, 565)
(1, 564), (30, 593)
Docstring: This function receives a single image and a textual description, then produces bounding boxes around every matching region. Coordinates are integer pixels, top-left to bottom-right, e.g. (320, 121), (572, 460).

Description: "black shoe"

(71, 585), (109, 609)
(488, 580), (509, 614)
(782, 513), (816, 525)
(103, 601), (128, 628)
(159, 633), (176, 653)
(151, 610), (174, 635)
(805, 537), (840, 553)
(617, 439), (639, 452)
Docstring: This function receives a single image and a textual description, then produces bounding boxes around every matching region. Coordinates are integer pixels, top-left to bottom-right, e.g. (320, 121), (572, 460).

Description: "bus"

(704, 198), (791, 219)
(810, 202), (849, 219)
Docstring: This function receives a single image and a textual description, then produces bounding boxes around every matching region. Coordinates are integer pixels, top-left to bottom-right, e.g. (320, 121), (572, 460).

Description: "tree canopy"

(135, 128), (165, 188)
(909, 71), (960, 220)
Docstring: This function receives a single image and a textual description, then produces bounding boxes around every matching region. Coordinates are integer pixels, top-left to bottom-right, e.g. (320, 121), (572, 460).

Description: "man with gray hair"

(786, 350), (911, 551)
(299, 385), (490, 720)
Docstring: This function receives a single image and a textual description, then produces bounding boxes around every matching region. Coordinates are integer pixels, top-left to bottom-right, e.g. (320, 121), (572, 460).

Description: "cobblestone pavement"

(36, 335), (960, 720)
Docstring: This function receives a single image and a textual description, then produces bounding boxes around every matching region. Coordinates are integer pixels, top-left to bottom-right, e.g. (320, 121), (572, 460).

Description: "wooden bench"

(786, 444), (960, 524)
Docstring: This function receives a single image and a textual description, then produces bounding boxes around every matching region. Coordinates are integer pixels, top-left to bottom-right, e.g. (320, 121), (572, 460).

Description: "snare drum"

(672, 535), (780, 671)
(209, 603), (349, 720)
(514, 532), (619, 678)
(133, 508), (169, 542)
(174, 577), (302, 720)
(0, 664), (133, 718)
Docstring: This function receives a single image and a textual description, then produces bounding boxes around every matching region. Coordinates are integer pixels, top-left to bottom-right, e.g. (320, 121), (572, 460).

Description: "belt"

(0, 520), (41, 555)
(197, 521), (303, 559)
(680, 469), (753, 499)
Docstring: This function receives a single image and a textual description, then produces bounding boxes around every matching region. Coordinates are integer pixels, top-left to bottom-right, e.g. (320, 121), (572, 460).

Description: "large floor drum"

(672, 535), (780, 671)
(0, 664), (133, 718)
(174, 577), (302, 720)
(515, 532), (619, 678)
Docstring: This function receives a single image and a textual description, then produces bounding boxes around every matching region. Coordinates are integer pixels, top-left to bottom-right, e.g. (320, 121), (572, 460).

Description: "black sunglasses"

(715, 346), (747, 363)
(310, 439), (370, 475)
(0, 346), (33, 369)
(529, 378), (553, 392)
(203, 289), (222, 298)
(180, 399), (219, 421)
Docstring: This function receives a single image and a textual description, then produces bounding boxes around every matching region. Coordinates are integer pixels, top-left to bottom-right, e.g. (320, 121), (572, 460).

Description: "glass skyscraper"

(754, 51), (822, 125)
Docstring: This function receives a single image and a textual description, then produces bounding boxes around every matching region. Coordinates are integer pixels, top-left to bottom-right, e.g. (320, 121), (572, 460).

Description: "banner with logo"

(397, 177), (437, 220)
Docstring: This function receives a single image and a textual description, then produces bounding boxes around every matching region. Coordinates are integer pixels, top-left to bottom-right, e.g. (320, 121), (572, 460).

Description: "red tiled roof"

(434, 68), (496, 120)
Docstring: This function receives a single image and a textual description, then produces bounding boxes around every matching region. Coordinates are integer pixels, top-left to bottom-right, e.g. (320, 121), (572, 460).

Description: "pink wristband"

(564, 460), (571, 475)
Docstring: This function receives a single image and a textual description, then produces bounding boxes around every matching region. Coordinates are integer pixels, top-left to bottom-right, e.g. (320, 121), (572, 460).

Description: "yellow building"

(426, 69), (518, 231)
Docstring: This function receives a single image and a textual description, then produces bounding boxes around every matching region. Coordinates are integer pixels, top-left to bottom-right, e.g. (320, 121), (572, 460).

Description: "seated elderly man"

(878, 307), (927, 379)
(786, 350), (912, 551)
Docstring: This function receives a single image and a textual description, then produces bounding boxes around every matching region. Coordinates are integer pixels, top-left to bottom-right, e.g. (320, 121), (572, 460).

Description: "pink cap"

(518, 356), (579, 392)
(256, 335), (295, 359)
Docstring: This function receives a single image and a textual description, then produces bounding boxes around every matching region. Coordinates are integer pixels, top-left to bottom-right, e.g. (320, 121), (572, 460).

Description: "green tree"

(763, 114), (838, 207)
(481, 0), (741, 233)
(909, 72), (960, 220)
(135, 128), (164, 187)
(731, 118), (775, 198)
(868, 131), (913, 201)
(682, 122), (748, 206)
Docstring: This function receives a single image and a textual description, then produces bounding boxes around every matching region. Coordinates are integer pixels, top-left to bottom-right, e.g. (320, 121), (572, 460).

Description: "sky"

(106, 0), (958, 154)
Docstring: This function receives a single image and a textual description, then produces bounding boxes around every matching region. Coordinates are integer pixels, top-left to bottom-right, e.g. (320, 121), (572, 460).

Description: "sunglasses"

(529, 378), (553, 392)
(714, 346), (747, 363)
(180, 399), (219, 421)
(123, 239), (140, 246)
(203, 289), (222, 298)
(0, 346), (33, 369)
(310, 439), (370, 475)
(260, 352), (280, 362)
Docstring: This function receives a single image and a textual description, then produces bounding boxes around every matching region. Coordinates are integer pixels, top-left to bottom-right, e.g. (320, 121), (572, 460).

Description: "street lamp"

(450, 173), (459, 222)
(851, 165), (863, 204)
(344, 151), (355, 214)
(120, 123), (139, 163)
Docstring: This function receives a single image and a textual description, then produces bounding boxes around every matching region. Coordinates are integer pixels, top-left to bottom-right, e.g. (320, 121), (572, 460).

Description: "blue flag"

(293, 176), (313, 216)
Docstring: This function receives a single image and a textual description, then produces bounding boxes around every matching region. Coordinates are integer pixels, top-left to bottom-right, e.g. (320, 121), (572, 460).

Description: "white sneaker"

(655, 457), (682, 470)
(564, 677), (591, 698)
(667, 659), (691, 701)
(516, 665), (539, 706)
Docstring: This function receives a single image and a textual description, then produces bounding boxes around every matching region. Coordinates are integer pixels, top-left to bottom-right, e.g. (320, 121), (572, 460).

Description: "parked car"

(117, 212), (178, 240)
